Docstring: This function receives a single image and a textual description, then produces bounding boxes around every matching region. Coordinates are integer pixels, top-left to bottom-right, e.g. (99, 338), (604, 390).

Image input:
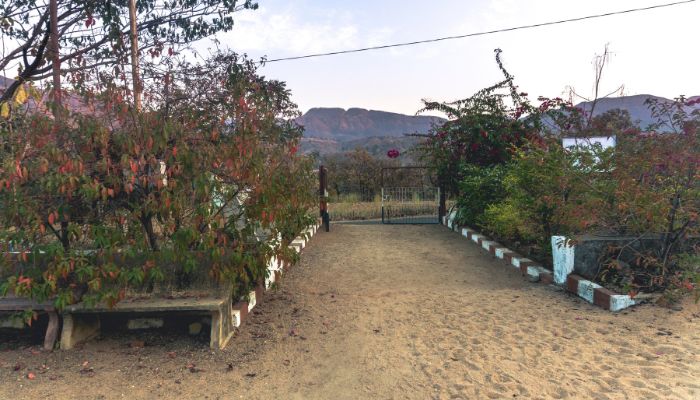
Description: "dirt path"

(1, 224), (699, 399)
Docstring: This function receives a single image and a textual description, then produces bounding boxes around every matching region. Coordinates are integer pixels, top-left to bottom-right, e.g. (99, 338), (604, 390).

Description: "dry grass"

(329, 201), (452, 221)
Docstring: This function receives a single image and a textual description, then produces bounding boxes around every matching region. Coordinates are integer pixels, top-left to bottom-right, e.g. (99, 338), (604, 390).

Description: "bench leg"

(60, 314), (100, 350)
(210, 301), (234, 350)
(43, 311), (59, 350)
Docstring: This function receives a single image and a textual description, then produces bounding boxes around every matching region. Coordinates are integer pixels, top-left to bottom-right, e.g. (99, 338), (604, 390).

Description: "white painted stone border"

(445, 213), (553, 284)
(235, 220), (321, 329)
(447, 211), (636, 312)
(566, 274), (636, 312)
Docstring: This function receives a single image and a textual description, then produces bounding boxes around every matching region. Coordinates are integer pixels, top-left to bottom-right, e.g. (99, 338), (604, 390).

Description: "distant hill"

(297, 107), (443, 156)
(575, 94), (700, 129)
(297, 108), (443, 139)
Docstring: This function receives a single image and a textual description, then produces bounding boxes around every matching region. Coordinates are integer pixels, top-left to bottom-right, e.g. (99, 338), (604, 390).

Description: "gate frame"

(380, 166), (446, 225)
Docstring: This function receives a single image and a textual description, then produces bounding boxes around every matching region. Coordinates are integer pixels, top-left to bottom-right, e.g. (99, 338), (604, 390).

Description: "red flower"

(387, 149), (400, 159)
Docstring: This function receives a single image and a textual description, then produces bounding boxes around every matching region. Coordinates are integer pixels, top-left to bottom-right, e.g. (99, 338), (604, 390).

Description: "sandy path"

(1, 224), (699, 399)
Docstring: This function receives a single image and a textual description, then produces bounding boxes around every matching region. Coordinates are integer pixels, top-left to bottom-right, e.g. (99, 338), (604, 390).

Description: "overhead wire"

(262, 0), (696, 63)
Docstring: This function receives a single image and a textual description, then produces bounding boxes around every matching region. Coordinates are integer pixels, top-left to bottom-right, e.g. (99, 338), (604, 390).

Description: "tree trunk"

(128, 0), (142, 111)
(49, 0), (61, 118)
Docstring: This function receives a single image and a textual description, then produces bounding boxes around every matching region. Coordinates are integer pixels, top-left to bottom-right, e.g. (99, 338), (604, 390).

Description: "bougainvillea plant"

(0, 51), (316, 310)
(416, 49), (555, 196)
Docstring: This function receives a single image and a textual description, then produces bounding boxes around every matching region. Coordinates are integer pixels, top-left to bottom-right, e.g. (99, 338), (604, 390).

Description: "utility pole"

(128, 0), (141, 111)
(49, 0), (61, 116)
(45, 0), (62, 351)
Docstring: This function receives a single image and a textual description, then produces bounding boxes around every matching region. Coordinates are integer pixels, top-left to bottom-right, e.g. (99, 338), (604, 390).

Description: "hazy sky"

(210, 0), (699, 115)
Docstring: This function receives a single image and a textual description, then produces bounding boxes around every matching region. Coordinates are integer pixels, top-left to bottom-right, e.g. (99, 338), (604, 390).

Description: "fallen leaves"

(186, 363), (203, 373)
(80, 360), (95, 377)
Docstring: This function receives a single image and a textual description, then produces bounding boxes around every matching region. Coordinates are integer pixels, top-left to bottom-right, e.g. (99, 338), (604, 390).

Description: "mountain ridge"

(300, 95), (699, 156)
(296, 107), (444, 140)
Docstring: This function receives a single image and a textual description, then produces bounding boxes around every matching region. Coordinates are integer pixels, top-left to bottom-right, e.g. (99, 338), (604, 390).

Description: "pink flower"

(387, 149), (400, 159)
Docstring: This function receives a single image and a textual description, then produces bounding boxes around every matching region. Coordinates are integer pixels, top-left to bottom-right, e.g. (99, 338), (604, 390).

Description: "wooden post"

(438, 174), (447, 223)
(319, 166), (329, 232)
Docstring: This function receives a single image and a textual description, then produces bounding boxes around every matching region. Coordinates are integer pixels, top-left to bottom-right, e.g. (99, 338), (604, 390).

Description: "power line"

(263, 0), (696, 63)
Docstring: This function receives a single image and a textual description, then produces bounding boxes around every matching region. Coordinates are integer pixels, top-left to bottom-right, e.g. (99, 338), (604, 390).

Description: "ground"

(1, 224), (699, 399)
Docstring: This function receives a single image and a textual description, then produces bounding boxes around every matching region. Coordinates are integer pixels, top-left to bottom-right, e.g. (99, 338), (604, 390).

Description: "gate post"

(438, 176), (447, 223)
(319, 165), (330, 232)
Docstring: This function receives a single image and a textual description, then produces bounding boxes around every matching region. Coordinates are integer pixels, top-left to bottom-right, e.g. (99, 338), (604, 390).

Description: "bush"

(454, 164), (507, 227)
(481, 200), (537, 245)
(479, 139), (616, 259)
(592, 100), (699, 295)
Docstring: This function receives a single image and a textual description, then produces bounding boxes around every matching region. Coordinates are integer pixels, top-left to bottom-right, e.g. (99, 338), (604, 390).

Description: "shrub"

(454, 164), (507, 227)
(482, 139), (616, 259)
(593, 98), (699, 295)
(481, 200), (537, 244)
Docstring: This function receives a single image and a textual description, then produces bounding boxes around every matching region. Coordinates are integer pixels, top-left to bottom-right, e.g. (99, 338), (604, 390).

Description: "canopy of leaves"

(0, 0), (258, 102)
(0, 51), (315, 309)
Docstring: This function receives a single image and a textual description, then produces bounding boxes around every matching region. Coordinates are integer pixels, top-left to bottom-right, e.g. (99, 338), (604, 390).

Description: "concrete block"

(291, 238), (305, 249)
(127, 318), (164, 330)
(526, 266), (542, 282)
(610, 295), (635, 312)
(566, 274), (584, 294)
(265, 270), (276, 289)
(188, 322), (203, 335)
(232, 301), (248, 328)
(511, 256), (530, 268)
(593, 287), (615, 310)
(247, 290), (257, 312)
(44, 311), (59, 350)
(461, 228), (471, 238)
(577, 279), (602, 304)
(494, 248), (512, 259)
(552, 236), (575, 284)
(536, 267), (554, 284)
(0, 314), (25, 328)
(540, 271), (554, 285)
(481, 240), (497, 251)
(210, 300), (235, 350)
(61, 314), (100, 350)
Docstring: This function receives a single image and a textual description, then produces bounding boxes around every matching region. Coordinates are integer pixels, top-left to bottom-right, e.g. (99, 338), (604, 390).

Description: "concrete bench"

(61, 296), (235, 350)
(0, 297), (59, 350)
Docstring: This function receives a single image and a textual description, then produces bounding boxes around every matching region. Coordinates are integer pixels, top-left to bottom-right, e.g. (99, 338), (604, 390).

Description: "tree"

(566, 44), (625, 129)
(0, 51), (316, 308)
(0, 0), (258, 104)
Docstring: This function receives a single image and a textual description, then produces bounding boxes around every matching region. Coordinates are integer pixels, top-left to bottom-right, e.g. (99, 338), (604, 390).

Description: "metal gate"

(381, 167), (441, 224)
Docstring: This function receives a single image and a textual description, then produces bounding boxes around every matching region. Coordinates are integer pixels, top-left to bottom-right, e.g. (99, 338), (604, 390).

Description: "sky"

(206, 0), (699, 116)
